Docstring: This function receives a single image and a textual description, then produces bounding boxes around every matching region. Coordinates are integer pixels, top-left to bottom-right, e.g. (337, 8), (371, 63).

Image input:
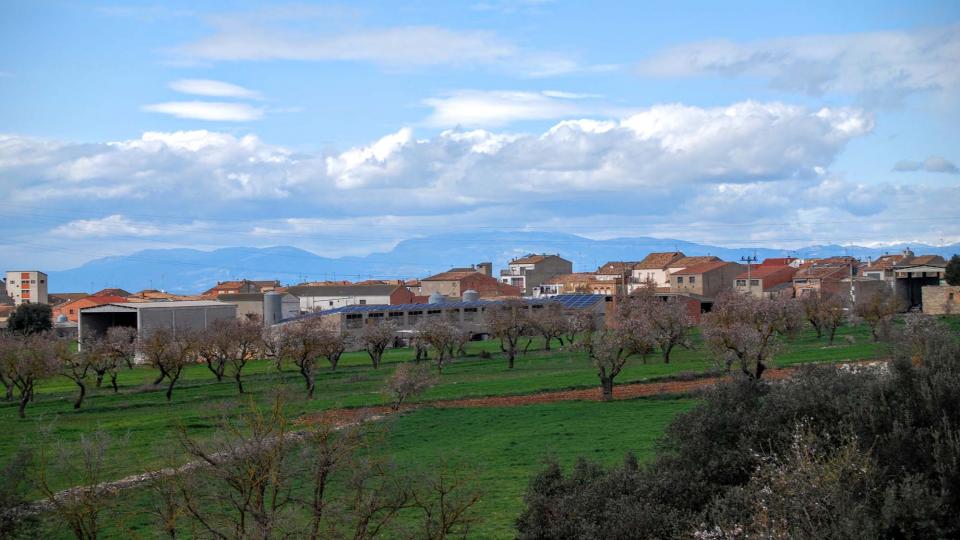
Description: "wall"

(921, 286), (960, 315)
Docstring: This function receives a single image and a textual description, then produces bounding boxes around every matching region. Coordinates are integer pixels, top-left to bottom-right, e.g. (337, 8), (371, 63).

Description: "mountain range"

(44, 232), (960, 294)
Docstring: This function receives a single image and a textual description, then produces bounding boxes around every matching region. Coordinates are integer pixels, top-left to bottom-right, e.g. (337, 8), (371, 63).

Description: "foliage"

(358, 321), (398, 369)
(139, 328), (198, 402)
(620, 292), (695, 363)
(519, 314), (960, 539)
(527, 304), (569, 351)
(484, 299), (530, 369)
(6, 332), (60, 417)
(414, 318), (462, 374)
(6, 303), (53, 335)
(946, 254), (960, 286)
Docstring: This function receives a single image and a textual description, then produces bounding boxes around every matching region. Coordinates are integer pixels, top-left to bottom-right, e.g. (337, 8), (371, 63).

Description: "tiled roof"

(865, 254), (904, 270)
(510, 254), (548, 264)
(760, 258), (797, 267)
(286, 284), (400, 297)
(423, 270), (481, 281)
(636, 252), (686, 270)
(92, 288), (131, 297)
(896, 255), (947, 268)
(795, 266), (848, 280)
(670, 255), (721, 268)
(672, 260), (733, 275)
(544, 272), (600, 285)
(735, 265), (797, 280)
(598, 261), (639, 274)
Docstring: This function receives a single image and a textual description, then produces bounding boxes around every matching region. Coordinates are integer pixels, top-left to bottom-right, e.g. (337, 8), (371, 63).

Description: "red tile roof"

(670, 255), (721, 268)
(735, 265), (797, 280)
(760, 258), (797, 267)
(636, 252), (686, 270)
(795, 266), (848, 280)
(423, 270), (482, 281)
(510, 254), (549, 264)
(673, 260), (733, 275)
(598, 261), (638, 274)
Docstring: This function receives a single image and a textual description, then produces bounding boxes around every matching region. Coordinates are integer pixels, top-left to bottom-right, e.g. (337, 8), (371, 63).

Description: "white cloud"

(893, 156), (958, 174)
(638, 24), (960, 104)
(142, 101), (265, 121)
(421, 90), (597, 127)
(168, 79), (262, 99)
(52, 215), (168, 238)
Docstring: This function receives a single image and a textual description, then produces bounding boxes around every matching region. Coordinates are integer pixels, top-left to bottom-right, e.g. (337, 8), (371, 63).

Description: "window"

(463, 307), (478, 321)
(750, 280), (759, 286)
(736, 279), (747, 287)
(677, 277), (684, 284)
(329, 301), (334, 306)
(689, 276), (696, 284)
(359, 299), (367, 305)
(408, 310), (422, 324)
(427, 309), (442, 318)
(389, 311), (404, 321)
(346, 314), (363, 329)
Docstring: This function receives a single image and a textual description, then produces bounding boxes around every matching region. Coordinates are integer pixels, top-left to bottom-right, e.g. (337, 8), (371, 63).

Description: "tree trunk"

(662, 344), (673, 364)
(235, 372), (244, 394)
(754, 360), (766, 380)
(74, 380), (86, 409)
(306, 373), (316, 399)
(95, 370), (105, 388)
(828, 327), (837, 344)
(110, 372), (119, 393)
(543, 336), (551, 351)
(166, 377), (177, 401)
(18, 392), (28, 418)
(507, 350), (515, 369)
(600, 377), (614, 401)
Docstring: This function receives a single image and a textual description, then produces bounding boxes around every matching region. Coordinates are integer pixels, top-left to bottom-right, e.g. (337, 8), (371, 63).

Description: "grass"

(1, 321), (891, 496)
(33, 397), (697, 539)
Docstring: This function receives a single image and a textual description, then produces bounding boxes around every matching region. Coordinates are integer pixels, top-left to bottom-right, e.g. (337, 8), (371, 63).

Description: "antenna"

(741, 252), (758, 292)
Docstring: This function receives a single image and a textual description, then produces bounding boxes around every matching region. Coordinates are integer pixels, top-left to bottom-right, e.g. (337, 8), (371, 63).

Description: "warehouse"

(78, 300), (237, 343)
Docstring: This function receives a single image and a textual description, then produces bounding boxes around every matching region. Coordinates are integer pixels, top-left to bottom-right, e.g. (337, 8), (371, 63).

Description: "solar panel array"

(280, 294), (605, 323)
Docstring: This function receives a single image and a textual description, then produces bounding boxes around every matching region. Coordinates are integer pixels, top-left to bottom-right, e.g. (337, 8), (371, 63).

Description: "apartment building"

(5, 270), (48, 306)
(499, 254), (573, 296)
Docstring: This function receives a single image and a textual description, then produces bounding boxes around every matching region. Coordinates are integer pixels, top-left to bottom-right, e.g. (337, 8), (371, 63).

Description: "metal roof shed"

(79, 301), (237, 343)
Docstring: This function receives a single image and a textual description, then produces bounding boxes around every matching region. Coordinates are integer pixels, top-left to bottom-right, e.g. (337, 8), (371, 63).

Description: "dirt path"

(303, 361), (880, 425)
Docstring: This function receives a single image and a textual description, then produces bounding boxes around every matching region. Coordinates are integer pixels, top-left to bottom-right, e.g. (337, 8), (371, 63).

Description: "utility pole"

(740, 253), (758, 295)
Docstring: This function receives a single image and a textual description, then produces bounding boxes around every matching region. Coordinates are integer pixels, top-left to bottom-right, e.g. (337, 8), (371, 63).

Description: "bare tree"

(528, 303), (569, 351)
(579, 327), (652, 401)
(620, 294), (694, 364)
(277, 318), (328, 399)
(197, 318), (264, 394)
(702, 291), (802, 379)
(564, 310), (597, 346)
(57, 337), (93, 409)
(383, 362), (437, 410)
(0, 332), (19, 401)
(484, 299), (530, 369)
(854, 288), (905, 342)
(411, 461), (484, 540)
(359, 321), (397, 369)
(317, 325), (346, 372)
(140, 328), (198, 402)
(415, 319), (460, 374)
(35, 430), (115, 540)
(8, 332), (59, 418)
(87, 326), (137, 392)
(801, 291), (848, 343)
(195, 321), (230, 382)
(174, 394), (295, 538)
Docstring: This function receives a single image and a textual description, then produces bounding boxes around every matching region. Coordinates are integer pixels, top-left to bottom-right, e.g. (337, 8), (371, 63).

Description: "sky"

(1, 0), (959, 270)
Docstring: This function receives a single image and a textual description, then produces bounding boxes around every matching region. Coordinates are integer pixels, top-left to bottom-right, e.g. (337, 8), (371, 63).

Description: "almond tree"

(621, 294), (694, 364)
(854, 289), (905, 342)
(564, 310), (597, 346)
(359, 321), (397, 369)
(225, 318), (264, 394)
(383, 362), (437, 410)
(56, 337), (93, 409)
(702, 291), (802, 379)
(484, 299), (530, 369)
(141, 328), (198, 402)
(9, 332), (59, 418)
(195, 320), (231, 382)
(99, 326), (138, 390)
(415, 319), (460, 374)
(579, 327), (652, 400)
(278, 318), (327, 399)
(528, 303), (569, 351)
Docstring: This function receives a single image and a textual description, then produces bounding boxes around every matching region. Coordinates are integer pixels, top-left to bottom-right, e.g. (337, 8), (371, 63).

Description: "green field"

(1, 320), (902, 538)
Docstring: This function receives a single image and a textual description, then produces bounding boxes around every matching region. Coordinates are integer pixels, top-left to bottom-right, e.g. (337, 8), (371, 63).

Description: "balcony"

(500, 267), (529, 277)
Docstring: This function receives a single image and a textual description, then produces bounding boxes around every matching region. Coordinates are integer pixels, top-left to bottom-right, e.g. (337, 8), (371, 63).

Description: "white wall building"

(5, 270), (48, 306)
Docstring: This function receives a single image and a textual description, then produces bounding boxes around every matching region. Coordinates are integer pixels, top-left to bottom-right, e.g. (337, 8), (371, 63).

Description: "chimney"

(476, 262), (492, 276)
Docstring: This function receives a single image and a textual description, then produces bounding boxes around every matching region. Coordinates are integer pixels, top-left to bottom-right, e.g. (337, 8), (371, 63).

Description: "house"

(630, 252), (686, 290)
(0, 305), (14, 326)
(425, 269), (523, 300)
(53, 295), (129, 323)
(792, 265), (850, 297)
(126, 290), (208, 302)
(733, 265), (798, 299)
(499, 254), (573, 296)
(537, 273), (620, 297)
(204, 279), (281, 297)
(285, 283), (416, 313)
(217, 292), (301, 322)
(670, 261), (745, 301)
(48, 292), (90, 306)
(4, 271), (48, 306)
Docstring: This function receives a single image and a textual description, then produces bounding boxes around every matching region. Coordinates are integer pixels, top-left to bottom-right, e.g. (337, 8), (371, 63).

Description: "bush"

(517, 318), (960, 538)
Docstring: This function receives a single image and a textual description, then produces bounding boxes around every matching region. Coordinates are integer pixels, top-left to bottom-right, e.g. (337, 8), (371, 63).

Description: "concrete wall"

(138, 305), (237, 337)
(922, 286), (960, 315)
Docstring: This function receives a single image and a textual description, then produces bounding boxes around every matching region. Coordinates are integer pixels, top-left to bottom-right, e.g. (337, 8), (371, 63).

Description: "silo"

(462, 289), (480, 302)
(428, 291), (445, 304)
(263, 291), (283, 325)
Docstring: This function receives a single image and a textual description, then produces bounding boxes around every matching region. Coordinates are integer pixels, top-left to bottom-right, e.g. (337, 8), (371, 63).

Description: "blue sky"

(1, 0), (959, 270)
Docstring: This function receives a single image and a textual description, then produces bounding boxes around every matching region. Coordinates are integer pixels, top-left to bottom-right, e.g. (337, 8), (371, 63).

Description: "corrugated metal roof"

(80, 300), (230, 312)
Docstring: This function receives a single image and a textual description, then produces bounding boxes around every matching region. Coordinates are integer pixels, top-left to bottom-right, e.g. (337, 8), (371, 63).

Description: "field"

(2, 321), (897, 537)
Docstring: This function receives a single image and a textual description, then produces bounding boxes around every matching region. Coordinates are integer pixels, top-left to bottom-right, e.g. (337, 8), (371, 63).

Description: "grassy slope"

(1, 323), (888, 494)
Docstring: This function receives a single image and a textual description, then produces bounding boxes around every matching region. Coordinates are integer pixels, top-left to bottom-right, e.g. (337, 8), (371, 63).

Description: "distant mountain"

(45, 232), (960, 294)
